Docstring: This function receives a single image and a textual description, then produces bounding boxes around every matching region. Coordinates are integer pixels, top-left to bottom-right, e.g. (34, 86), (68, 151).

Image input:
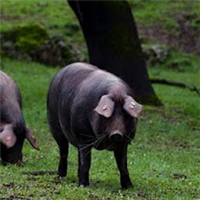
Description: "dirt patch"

(0, 9), (22, 22)
(172, 173), (187, 179)
(138, 25), (199, 55)
(0, 15), (21, 22)
(89, 194), (111, 200)
(138, 13), (200, 55)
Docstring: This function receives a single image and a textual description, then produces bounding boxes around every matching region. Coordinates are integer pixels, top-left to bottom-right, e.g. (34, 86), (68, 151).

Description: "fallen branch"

(0, 195), (30, 200)
(150, 78), (200, 96)
(22, 170), (57, 176)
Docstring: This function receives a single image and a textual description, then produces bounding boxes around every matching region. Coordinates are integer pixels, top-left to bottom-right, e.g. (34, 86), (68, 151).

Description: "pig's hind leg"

(52, 129), (69, 177)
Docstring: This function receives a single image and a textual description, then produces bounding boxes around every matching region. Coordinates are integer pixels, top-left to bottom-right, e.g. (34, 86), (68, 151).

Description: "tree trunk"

(68, 0), (161, 105)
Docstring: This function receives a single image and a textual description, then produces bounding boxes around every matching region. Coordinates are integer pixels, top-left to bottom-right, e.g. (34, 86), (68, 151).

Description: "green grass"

(1, 0), (200, 199)
(1, 0), (199, 44)
(0, 56), (200, 199)
(130, 0), (200, 33)
(0, 0), (83, 42)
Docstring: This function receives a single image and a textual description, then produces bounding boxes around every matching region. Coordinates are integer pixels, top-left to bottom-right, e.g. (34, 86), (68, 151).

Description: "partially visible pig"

(0, 70), (39, 164)
(47, 62), (142, 189)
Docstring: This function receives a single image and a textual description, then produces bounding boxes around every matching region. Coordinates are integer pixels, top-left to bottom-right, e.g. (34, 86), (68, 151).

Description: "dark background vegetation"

(0, 0), (200, 199)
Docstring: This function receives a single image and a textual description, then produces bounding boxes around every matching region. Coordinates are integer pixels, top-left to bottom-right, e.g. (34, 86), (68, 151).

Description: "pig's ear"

(0, 124), (17, 148)
(25, 127), (40, 150)
(94, 95), (115, 118)
(123, 96), (142, 118)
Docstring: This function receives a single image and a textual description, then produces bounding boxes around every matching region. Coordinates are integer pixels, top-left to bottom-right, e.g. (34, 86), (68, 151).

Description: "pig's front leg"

(114, 144), (132, 189)
(78, 144), (92, 187)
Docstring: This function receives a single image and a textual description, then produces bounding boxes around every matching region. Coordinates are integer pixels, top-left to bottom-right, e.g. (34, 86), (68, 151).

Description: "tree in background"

(68, 0), (161, 105)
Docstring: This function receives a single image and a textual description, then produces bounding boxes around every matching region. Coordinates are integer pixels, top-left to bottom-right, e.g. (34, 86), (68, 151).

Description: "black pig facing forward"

(47, 63), (142, 189)
(0, 70), (39, 164)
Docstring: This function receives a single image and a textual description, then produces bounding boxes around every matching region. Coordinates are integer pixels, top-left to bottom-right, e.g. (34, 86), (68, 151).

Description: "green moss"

(0, 49), (6, 57)
(8, 23), (49, 53)
(0, 23), (82, 66)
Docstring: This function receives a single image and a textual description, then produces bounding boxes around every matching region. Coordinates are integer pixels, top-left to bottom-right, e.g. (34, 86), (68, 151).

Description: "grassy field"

(1, 0), (200, 200)
(0, 56), (199, 200)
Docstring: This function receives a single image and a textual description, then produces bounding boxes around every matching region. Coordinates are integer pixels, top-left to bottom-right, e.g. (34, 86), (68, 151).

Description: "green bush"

(5, 23), (48, 53)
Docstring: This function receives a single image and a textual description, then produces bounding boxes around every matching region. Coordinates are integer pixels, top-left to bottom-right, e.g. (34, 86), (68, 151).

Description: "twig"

(150, 78), (200, 96)
(21, 170), (57, 176)
(0, 195), (30, 200)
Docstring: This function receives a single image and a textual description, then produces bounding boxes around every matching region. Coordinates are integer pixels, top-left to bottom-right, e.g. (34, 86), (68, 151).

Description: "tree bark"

(68, 0), (161, 105)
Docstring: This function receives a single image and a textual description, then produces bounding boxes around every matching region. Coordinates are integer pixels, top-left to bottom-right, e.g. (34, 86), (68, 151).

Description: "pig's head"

(0, 123), (39, 164)
(92, 94), (142, 147)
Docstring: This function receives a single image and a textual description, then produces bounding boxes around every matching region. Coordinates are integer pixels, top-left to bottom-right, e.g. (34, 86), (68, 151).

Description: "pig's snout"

(109, 131), (123, 142)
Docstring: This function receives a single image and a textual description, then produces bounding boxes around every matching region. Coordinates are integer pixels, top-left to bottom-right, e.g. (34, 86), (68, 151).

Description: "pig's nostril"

(109, 132), (123, 142)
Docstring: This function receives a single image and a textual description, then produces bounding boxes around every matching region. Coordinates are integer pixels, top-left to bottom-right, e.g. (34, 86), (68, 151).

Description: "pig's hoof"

(58, 170), (67, 177)
(79, 184), (86, 188)
(121, 181), (133, 189)
(58, 176), (66, 180)
(79, 182), (89, 188)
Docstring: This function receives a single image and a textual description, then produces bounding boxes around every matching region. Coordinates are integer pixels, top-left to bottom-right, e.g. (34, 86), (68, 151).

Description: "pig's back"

(0, 70), (23, 125)
(47, 63), (97, 107)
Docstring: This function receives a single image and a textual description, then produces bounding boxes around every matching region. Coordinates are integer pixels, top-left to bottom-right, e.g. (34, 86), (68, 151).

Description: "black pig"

(47, 62), (142, 188)
(0, 70), (39, 164)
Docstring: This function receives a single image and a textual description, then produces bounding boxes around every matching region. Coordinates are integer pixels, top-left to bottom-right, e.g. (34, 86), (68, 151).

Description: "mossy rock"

(34, 36), (79, 66)
(4, 23), (49, 53)
(0, 23), (85, 67)
(142, 44), (169, 66)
